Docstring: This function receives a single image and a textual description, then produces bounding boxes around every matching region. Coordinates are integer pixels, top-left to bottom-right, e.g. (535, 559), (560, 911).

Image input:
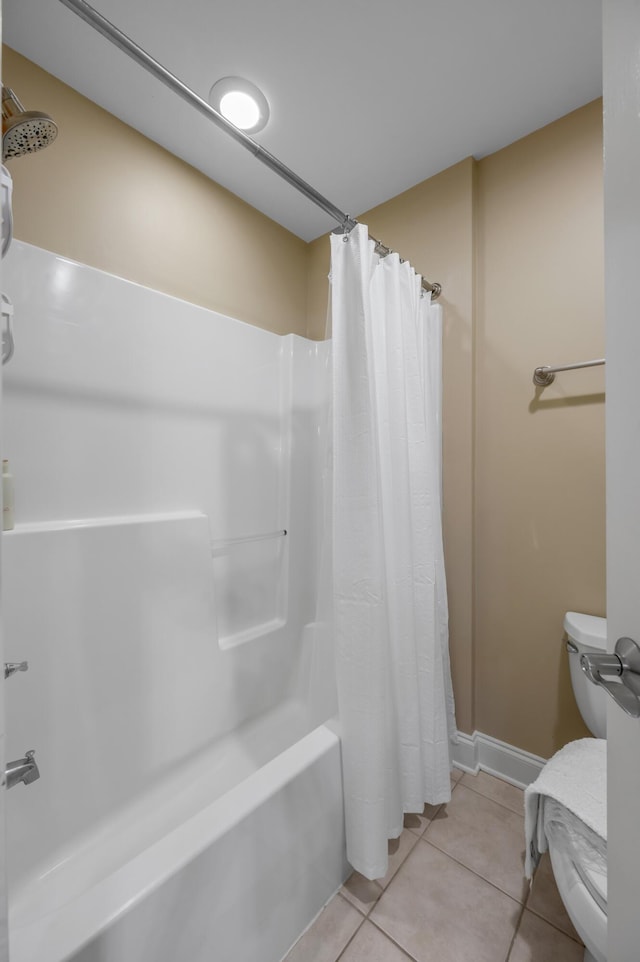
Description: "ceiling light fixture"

(208, 77), (270, 134)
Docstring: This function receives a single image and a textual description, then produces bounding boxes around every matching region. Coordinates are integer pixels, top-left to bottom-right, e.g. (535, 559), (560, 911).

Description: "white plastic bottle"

(3, 459), (14, 530)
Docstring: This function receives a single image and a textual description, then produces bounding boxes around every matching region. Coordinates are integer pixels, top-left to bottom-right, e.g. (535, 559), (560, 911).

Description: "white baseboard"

(452, 730), (546, 789)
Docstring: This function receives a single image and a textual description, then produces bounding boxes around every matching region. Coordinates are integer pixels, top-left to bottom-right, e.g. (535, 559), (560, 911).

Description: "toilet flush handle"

(580, 636), (640, 718)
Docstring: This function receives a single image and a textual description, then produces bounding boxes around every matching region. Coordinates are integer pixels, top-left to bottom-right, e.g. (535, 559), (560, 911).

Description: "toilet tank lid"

(564, 611), (607, 650)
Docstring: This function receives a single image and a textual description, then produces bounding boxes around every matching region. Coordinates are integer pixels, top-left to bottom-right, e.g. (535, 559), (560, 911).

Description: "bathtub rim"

(9, 722), (341, 962)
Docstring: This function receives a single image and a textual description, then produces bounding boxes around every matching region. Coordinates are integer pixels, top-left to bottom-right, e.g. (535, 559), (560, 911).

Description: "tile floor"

(284, 769), (585, 962)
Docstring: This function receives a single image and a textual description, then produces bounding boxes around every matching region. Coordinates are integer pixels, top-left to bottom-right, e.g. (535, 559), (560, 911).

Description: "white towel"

(524, 737), (606, 878)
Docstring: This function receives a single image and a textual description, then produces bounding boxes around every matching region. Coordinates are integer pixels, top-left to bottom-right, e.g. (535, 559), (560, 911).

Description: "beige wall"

(309, 102), (604, 758)
(3, 46), (309, 336)
(475, 100), (604, 757)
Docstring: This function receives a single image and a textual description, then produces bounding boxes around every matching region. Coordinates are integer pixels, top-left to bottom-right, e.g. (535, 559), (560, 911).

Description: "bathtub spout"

(5, 749), (39, 789)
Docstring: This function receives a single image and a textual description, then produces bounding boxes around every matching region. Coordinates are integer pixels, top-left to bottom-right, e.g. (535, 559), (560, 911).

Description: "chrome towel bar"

(533, 358), (605, 387)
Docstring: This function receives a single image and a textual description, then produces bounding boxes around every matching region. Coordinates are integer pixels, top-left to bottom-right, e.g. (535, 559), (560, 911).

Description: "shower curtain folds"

(331, 224), (456, 880)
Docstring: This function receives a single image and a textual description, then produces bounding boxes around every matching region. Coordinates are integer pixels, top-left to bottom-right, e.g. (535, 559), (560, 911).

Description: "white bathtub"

(9, 708), (347, 962)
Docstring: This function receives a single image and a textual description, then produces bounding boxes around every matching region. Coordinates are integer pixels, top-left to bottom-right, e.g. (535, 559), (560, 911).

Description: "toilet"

(545, 611), (608, 962)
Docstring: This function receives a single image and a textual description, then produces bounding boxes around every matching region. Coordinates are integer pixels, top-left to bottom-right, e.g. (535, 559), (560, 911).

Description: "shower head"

(2, 86), (58, 161)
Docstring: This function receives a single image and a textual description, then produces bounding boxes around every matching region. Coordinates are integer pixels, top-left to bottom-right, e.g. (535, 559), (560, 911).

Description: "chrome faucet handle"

(4, 661), (28, 680)
(21, 750), (39, 786)
(581, 636), (640, 718)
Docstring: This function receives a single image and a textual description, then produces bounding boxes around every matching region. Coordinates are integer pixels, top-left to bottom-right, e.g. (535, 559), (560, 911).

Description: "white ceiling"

(4, 0), (603, 242)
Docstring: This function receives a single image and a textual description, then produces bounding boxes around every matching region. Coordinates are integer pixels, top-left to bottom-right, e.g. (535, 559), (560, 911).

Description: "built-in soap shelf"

(212, 526), (288, 651)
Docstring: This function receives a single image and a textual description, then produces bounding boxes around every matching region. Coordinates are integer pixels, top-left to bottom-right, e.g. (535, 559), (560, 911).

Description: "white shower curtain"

(330, 223), (457, 880)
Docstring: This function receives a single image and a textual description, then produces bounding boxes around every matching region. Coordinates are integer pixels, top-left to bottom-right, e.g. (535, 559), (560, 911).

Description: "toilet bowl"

(544, 612), (608, 962)
(546, 804), (607, 962)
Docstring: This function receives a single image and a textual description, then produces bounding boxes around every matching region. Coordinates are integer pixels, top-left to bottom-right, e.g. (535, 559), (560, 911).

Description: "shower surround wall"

(2, 240), (344, 962)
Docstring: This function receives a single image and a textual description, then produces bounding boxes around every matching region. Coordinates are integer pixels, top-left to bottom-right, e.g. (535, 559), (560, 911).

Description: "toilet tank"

(564, 611), (607, 738)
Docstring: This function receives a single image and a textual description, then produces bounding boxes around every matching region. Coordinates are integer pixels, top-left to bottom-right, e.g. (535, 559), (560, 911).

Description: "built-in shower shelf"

(3, 509), (207, 535)
(213, 524), (289, 650)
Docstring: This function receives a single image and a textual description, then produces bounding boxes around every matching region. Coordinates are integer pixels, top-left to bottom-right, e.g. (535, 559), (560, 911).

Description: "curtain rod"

(367, 234), (442, 298)
(58, 0), (442, 300)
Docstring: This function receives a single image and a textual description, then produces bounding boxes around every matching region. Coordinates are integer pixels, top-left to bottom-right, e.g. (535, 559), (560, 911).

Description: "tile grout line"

(416, 835), (528, 908)
(380, 829), (425, 889)
(405, 805), (443, 838)
(342, 813), (441, 912)
(337, 889), (375, 919)
(455, 780), (525, 818)
(366, 914), (423, 962)
(333, 909), (367, 962)
(521, 854), (585, 946)
(523, 901), (585, 946)
(503, 900), (528, 962)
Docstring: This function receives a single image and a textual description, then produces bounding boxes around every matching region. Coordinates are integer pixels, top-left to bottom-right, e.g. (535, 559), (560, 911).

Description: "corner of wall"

(470, 156), (480, 737)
